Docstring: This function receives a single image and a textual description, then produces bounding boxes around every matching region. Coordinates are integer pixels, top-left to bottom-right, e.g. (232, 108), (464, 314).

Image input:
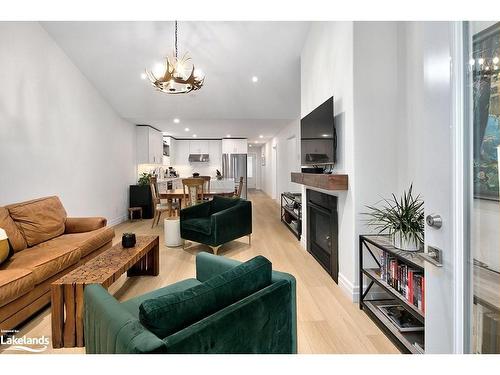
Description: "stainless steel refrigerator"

(222, 153), (247, 199)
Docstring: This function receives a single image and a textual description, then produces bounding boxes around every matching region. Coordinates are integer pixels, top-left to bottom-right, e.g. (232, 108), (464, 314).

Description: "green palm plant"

(138, 172), (152, 186)
(363, 184), (424, 250)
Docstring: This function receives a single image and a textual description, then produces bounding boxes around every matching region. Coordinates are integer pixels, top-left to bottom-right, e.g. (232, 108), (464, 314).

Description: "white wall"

(300, 21), (357, 294)
(299, 22), (409, 299)
(352, 22), (403, 293)
(261, 120), (301, 200)
(0, 22), (136, 225)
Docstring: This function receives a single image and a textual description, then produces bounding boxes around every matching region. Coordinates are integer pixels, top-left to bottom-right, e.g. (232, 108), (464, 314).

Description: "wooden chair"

(235, 176), (244, 198)
(150, 177), (170, 227)
(199, 176), (211, 201)
(198, 176), (211, 192)
(182, 178), (205, 208)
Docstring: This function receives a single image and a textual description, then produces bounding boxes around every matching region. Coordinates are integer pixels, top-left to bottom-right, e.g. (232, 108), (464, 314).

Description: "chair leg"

(156, 211), (163, 227)
(151, 211), (157, 228)
(210, 245), (221, 255)
(248, 234), (252, 246)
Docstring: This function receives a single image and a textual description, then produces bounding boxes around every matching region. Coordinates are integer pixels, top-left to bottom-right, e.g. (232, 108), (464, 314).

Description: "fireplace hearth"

(306, 189), (339, 283)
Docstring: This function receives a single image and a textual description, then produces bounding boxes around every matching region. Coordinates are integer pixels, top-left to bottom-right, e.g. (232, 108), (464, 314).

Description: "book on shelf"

(379, 253), (425, 313)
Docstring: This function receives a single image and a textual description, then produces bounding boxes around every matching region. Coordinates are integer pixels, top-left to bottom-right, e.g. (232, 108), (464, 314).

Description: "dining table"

(159, 188), (235, 209)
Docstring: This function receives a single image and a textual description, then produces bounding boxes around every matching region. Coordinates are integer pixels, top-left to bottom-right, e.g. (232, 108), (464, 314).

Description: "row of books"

(380, 253), (425, 313)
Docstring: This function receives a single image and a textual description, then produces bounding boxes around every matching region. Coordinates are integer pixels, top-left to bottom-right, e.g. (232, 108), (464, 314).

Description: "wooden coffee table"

(51, 235), (159, 349)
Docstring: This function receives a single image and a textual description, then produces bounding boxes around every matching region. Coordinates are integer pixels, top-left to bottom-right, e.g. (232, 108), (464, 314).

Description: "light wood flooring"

(1, 190), (398, 354)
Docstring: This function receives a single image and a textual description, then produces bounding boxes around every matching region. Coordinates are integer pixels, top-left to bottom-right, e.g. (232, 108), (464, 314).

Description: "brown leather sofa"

(0, 196), (114, 331)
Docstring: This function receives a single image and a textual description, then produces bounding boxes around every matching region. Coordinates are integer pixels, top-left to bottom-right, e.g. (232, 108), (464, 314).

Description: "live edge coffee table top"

(55, 235), (159, 288)
(51, 235), (160, 349)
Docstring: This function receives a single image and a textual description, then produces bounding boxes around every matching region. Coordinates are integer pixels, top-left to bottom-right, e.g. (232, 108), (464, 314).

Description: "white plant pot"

(392, 231), (421, 252)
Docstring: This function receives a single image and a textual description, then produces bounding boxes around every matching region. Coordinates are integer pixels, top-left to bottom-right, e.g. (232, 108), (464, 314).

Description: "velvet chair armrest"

(211, 201), (252, 245)
(180, 201), (212, 221)
(84, 284), (166, 354)
(65, 217), (107, 234)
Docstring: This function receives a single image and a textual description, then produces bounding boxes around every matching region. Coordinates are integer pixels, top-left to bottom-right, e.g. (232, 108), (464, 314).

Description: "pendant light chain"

(174, 20), (178, 59)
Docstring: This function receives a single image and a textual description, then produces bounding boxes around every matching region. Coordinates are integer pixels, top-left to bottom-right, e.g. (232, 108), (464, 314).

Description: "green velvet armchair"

(84, 252), (297, 354)
(180, 195), (252, 254)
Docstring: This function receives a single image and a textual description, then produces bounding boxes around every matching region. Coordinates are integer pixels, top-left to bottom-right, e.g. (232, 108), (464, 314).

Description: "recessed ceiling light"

(321, 134), (330, 137)
(173, 118), (180, 124)
(226, 134), (231, 138)
(140, 72), (147, 80)
(259, 135), (263, 138)
(184, 127), (190, 132)
(251, 76), (258, 83)
(254, 141), (258, 144)
(193, 134), (197, 138)
(249, 144), (252, 147)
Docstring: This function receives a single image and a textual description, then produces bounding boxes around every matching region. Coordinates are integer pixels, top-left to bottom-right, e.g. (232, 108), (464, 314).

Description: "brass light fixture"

(145, 21), (204, 94)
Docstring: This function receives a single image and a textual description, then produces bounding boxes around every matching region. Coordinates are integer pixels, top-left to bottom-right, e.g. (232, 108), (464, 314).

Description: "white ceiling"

(41, 21), (310, 142)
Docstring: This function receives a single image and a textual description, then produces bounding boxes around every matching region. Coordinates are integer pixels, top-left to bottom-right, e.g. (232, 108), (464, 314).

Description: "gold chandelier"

(145, 21), (204, 94)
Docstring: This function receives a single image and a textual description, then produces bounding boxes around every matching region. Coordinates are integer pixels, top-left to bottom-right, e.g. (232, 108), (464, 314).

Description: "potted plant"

(138, 172), (152, 186)
(363, 184), (424, 251)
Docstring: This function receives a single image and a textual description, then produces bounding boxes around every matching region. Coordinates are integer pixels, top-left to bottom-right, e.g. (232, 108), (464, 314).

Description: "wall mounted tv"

(301, 96), (336, 166)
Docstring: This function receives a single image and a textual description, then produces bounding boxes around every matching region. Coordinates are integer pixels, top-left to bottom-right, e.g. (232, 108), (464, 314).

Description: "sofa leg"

(210, 245), (221, 255)
(248, 234), (252, 246)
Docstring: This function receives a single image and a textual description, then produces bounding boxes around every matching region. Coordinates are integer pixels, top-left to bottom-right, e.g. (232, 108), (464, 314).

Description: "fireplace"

(306, 189), (339, 283)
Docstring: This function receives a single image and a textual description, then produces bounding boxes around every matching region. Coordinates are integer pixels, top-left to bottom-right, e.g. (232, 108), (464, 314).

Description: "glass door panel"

(466, 21), (500, 354)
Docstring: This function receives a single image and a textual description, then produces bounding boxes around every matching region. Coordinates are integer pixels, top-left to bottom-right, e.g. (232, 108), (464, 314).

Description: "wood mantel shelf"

(291, 172), (348, 191)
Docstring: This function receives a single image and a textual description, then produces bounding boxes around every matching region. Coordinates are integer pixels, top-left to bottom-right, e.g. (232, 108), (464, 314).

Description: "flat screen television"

(300, 96), (336, 166)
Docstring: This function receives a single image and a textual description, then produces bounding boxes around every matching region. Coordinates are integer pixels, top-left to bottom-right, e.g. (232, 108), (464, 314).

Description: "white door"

(421, 21), (462, 353)
(247, 153), (256, 189)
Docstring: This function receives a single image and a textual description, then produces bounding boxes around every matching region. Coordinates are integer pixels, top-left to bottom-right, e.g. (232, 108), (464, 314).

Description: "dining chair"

(182, 178), (205, 208)
(150, 177), (170, 227)
(235, 176), (244, 198)
(198, 176), (211, 192)
(199, 176), (211, 201)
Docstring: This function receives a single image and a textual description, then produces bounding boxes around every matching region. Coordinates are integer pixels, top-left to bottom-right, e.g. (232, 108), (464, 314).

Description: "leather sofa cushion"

(65, 217), (107, 234)
(7, 196), (67, 247)
(0, 207), (27, 252)
(139, 255), (272, 338)
(3, 239), (81, 284)
(0, 268), (35, 307)
(59, 227), (114, 257)
(181, 218), (211, 235)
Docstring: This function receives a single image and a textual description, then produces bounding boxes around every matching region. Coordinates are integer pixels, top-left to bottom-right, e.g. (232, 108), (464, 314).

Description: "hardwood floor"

(1, 190), (398, 354)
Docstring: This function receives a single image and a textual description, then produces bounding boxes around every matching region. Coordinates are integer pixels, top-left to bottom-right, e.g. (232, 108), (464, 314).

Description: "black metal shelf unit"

(280, 192), (302, 240)
(359, 235), (425, 354)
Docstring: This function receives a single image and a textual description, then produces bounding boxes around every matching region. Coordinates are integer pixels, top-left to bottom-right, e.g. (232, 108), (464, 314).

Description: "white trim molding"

(108, 214), (128, 227)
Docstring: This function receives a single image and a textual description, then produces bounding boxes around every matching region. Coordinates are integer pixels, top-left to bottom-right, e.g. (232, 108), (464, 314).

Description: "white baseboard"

(338, 272), (387, 303)
(338, 272), (357, 301)
(108, 214), (128, 227)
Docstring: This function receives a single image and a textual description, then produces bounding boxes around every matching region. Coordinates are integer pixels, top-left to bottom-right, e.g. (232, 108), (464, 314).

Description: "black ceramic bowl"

(122, 233), (136, 248)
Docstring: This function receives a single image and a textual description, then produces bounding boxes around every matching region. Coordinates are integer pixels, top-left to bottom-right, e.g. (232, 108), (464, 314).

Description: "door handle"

(426, 214), (442, 229)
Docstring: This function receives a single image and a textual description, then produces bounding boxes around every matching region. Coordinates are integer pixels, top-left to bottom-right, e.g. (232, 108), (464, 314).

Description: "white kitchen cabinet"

(174, 140), (190, 165)
(136, 126), (163, 164)
(208, 139), (222, 168)
(222, 139), (248, 154)
(189, 140), (209, 154)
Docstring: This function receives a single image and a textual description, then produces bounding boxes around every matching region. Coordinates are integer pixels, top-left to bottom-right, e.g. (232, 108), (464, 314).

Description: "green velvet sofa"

(84, 252), (297, 354)
(180, 196), (252, 254)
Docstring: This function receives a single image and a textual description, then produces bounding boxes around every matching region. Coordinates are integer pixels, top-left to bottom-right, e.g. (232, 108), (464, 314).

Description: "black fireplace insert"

(306, 189), (339, 283)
